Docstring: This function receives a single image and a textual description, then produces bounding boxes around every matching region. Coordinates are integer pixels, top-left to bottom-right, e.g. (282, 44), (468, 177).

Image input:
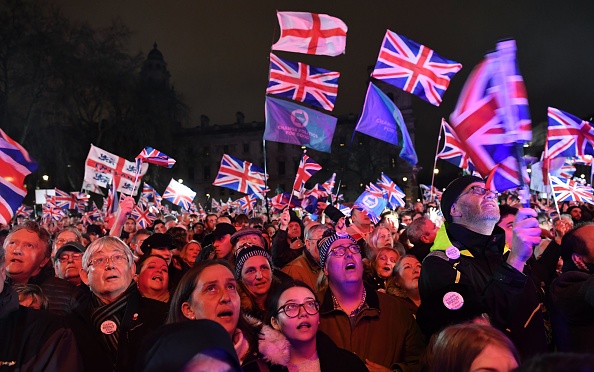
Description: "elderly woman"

(386, 254), (422, 314)
(179, 240), (201, 269)
(363, 226), (406, 290)
(167, 260), (260, 366)
(136, 254), (170, 303)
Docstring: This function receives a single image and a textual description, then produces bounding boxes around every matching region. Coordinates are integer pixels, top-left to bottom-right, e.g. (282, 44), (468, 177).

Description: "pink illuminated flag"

(136, 147), (176, 168)
(163, 179), (196, 211)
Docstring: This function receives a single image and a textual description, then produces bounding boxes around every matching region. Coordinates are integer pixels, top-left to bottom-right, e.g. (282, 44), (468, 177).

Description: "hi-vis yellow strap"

(430, 224), (474, 258)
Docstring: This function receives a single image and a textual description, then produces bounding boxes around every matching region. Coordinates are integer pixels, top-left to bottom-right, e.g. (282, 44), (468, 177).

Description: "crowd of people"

(2, 175), (594, 371)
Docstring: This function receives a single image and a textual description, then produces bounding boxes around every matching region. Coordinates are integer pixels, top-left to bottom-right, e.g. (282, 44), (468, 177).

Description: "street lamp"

(42, 174), (49, 182)
(434, 168), (440, 174)
(402, 177), (408, 182)
(178, 179), (184, 184)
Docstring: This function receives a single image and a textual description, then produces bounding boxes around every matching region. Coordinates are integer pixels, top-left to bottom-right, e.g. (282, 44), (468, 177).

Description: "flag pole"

(430, 121), (444, 203)
(548, 173), (561, 217)
(262, 139), (271, 221)
(130, 159), (143, 197)
(288, 150), (307, 207)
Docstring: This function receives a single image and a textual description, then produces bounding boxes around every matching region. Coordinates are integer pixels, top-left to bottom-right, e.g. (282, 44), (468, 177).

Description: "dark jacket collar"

(0, 284), (19, 319)
(448, 223), (506, 257)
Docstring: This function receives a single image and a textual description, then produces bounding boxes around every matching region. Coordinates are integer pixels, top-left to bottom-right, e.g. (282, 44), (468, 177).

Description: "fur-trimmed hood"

(258, 325), (291, 366)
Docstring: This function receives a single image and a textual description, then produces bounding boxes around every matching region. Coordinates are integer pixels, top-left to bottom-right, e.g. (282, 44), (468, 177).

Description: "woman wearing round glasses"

(244, 280), (367, 371)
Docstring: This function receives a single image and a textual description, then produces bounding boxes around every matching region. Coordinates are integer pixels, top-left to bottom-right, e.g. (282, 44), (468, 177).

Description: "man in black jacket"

(67, 236), (167, 372)
(417, 175), (547, 359)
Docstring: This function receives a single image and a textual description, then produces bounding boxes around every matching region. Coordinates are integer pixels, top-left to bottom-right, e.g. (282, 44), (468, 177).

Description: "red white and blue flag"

(550, 176), (594, 204)
(131, 203), (158, 229)
(136, 147), (176, 168)
(377, 173), (406, 208)
(437, 119), (475, 172)
(54, 189), (78, 210)
(271, 11), (348, 56)
(267, 53), (339, 111)
(42, 204), (65, 222)
(163, 179), (196, 211)
(293, 151), (322, 198)
(546, 107), (594, 159)
(0, 129), (38, 225)
(15, 204), (33, 218)
(420, 184), (442, 204)
(371, 30), (462, 106)
(321, 173), (336, 196)
(212, 154), (268, 198)
(237, 194), (258, 213)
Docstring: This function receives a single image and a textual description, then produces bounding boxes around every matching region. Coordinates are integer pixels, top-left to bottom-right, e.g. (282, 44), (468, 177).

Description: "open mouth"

(297, 322), (312, 330)
(217, 310), (234, 320)
(151, 275), (163, 281)
(345, 262), (356, 270)
(382, 266), (392, 273)
(105, 275), (119, 280)
(10, 258), (23, 263)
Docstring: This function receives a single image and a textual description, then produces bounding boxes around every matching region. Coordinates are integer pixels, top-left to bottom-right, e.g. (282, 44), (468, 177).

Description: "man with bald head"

(417, 175), (547, 358)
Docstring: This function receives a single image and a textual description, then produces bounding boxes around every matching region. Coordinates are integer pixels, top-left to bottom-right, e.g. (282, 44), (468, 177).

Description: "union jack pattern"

(293, 152), (322, 198)
(15, 205), (33, 218)
(546, 107), (594, 159)
(321, 173), (336, 195)
(212, 154), (268, 198)
(136, 147), (176, 168)
(211, 198), (221, 213)
(267, 53), (339, 111)
(42, 204), (65, 222)
(420, 184), (442, 204)
(53, 189), (78, 210)
(131, 203), (158, 229)
(371, 30), (462, 106)
(377, 173), (406, 208)
(237, 194), (258, 213)
(550, 176), (594, 204)
(437, 119), (475, 172)
(163, 179), (196, 211)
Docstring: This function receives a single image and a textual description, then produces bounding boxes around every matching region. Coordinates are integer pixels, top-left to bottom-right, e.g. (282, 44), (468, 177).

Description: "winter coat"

(272, 229), (302, 269)
(417, 223), (548, 359)
(318, 284), (425, 372)
(22, 264), (80, 315)
(281, 249), (321, 292)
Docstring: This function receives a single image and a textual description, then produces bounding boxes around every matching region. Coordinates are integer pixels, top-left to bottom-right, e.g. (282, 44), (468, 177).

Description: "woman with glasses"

(243, 280), (367, 372)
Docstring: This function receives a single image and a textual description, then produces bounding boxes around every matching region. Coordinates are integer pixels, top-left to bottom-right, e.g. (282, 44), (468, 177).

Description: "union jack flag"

(575, 155), (593, 166)
(131, 203), (157, 229)
(321, 173), (336, 195)
(449, 40), (531, 192)
(267, 53), (340, 111)
(163, 179), (196, 211)
(303, 183), (329, 200)
(197, 203), (206, 219)
(437, 119), (475, 172)
(237, 194), (258, 213)
(42, 204), (65, 222)
(212, 154), (268, 198)
(546, 107), (594, 159)
(550, 176), (594, 204)
(136, 147), (176, 168)
(293, 151), (322, 198)
(371, 30), (462, 106)
(336, 203), (351, 217)
(211, 198), (221, 213)
(15, 204), (33, 218)
(377, 173), (406, 208)
(53, 189), (77, 210)
(365, 182), (385, 198)
(558, 159), (577, 179)
(420, 184), (442, 204)
(269, 192), (301, 213)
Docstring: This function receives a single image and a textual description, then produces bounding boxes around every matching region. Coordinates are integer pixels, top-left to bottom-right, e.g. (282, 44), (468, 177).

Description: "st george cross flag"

(449, 40), (531, 192)
(355, 82), (418, 165)
(437, 119), (475, 172)
(0, 129), (38, 225)
(267, 53), (340, 112)
(371, 30), (462, 106)
(136, 147), (176, 168)
(546, 107), (594, 159)
(354, 189), (388, 224)
(272, 11), (348, 56)
(212, 154), (268, 198)
(293, 151), (322, 198)
(84, 144), (148, 195)
(377, 173), (406, 208)
(265, 96), (337, 153)
(550, 176), (594, 204)
(163, 179), (196, 211)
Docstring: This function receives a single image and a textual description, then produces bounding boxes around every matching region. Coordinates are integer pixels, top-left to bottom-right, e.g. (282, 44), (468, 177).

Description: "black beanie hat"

(440, 175), (484, 223)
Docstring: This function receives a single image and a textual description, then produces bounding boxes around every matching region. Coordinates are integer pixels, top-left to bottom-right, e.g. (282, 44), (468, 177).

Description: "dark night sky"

(51, 0), (594, 187)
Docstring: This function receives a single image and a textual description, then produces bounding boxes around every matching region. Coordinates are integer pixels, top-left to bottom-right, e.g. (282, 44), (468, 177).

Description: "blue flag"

(355, 82), (418, 165)
(354, 189), (388, 224)
(264, 96), (337, 153)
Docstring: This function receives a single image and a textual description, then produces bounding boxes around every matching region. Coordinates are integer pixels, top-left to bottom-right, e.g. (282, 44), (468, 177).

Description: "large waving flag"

(163, 179), (196, 211)
(546, 107), (594, 159)
(293, 151), (322, 198)
(212, 154), (268, 198)
(355, 82), (418, 165)
(53, 189), (78, 210)
(437, 119), (475, 172)
(449, 40), (531, 192)
(354, 189), (388, 224)
(84, 144), (148, 195)
(267, 53), (340, 111)
(271, 11), (347, 56)
(131, 203), (158, 229)
(370, 30), (462, 106)
(550, 176), (594, 204)
(136, 147), (176, 168)
(265, 96), (337, 153)
(377, 173), (406, 208)
(236, 194), (258, 213)
(0, 129), (38, 224)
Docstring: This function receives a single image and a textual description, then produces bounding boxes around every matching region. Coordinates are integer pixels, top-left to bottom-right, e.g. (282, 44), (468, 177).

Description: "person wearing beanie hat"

(271, 208), (305, 269)
(316, 229), (425, 370)
(417, 175), (547, 359)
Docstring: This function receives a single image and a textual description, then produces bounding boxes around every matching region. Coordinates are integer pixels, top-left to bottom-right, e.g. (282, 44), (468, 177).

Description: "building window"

(243, 143), (249, 153)
(204, 166), (210, 180)
(278, 161), (286, 175)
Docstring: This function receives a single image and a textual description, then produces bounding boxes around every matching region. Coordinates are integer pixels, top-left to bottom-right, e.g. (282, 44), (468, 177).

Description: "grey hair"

(82, 236), (134, 271)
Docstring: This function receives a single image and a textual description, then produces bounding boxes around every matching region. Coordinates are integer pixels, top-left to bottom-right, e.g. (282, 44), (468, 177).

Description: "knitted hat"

(440, 175), (484, 223)
(234, 244), (273, 277)
(317, 232), (358, 268)
(230, 228), (264, 246)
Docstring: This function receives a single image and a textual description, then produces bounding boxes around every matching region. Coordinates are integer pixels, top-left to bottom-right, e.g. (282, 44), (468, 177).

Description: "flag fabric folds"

(546, 107), (594, 159)
(212, 154), (268, 198)
(0, 129), (38, 224)
(267, 53), (340, 111)
(293, 152), (322, 198)
(437, 119), (475, 172)
(163, 179), (196, 211)
(84, 145), (148, 195)
(272, 11), (348, 56)
(420, 184), (442, 204)
(354, 189), (388, 224)
(136, 147), (176, 168)
(371, 30), (462, 106)
(265, 96), (337, 153)
(131, 203), (158, 229)
(237, 195), (258, 213)
(550, 176), (594, 204)
(355, 82), (418, 165)
(377, 173), (406, 208)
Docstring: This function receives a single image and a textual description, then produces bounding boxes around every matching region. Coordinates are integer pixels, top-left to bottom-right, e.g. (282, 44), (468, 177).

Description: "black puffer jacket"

(27, 264), (80, 315)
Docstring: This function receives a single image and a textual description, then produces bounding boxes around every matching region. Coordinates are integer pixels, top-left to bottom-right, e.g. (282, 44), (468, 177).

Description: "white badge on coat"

(101, 320), (117, 335)
(445, 246), (460, 260)
(443, 291), (464, 310)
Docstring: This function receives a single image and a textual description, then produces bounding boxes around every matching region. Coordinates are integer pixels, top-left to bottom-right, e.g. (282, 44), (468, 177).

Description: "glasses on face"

(57, 252), (83, 262)
(88, 254), (128, 267)
(459, 186), (497, 199)
(277, 300), (320, 318)
(329, 244), (361, 257)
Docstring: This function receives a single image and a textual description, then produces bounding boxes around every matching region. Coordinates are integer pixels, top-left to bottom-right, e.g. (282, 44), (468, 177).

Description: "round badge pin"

(100, 320), (117, 335)
(445, 246), (460, 260)
(443, 291), (464, 310)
